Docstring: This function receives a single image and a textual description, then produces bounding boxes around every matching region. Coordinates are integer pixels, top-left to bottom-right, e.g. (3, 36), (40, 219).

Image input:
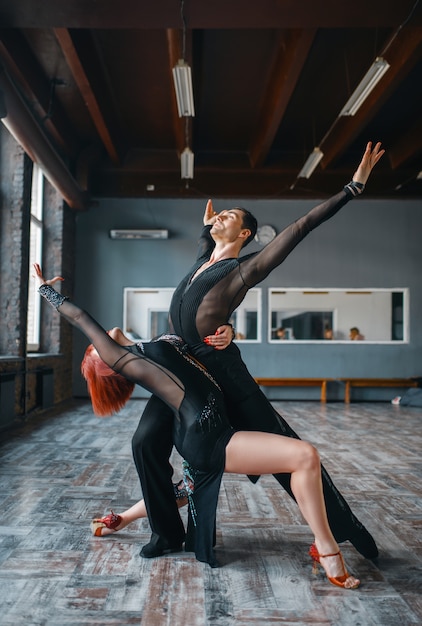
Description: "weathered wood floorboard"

(0, 398), (421, 625)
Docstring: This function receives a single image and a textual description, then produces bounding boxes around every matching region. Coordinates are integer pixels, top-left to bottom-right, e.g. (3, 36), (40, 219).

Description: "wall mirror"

(229, 289), (261, 342)
(124, 288), (174, 340)
(269, 288), (408, 343)
(123, 287), (262, 342)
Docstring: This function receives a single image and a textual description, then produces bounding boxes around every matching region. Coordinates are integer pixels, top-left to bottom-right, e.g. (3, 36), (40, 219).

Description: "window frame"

(27, 164), (44, 352)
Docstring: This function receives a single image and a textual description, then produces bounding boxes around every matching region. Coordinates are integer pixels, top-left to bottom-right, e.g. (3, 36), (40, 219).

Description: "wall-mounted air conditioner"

(109, 229), (169, 240)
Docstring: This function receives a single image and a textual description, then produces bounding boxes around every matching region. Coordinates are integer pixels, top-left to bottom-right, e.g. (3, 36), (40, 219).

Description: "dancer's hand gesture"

(32, 263), (64, 287)
(353, 141), (385, 185)
(203, 199), (218, 226)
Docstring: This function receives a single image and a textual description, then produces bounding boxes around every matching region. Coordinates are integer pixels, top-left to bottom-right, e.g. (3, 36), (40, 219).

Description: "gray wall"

(74, 195), (422, 400)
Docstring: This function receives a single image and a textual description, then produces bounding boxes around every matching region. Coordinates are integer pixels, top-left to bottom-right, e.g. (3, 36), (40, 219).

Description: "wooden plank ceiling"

(0, 0), (421, 210)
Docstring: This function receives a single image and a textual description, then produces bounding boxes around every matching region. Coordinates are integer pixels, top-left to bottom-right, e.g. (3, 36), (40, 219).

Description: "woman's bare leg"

(92, 494), (188, 536)
(225, 431), (359, 588)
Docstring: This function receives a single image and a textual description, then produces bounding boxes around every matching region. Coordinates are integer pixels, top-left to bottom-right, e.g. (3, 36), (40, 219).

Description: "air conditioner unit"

(109, 229), (169, 240)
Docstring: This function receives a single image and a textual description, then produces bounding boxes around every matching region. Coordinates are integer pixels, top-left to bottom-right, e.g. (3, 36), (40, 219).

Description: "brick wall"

(0, 125), (76, 429)
(0, 125), (31, 358)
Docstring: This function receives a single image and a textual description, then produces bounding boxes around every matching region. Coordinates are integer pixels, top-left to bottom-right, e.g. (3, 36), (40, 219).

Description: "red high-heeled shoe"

(91, 510), (122, 537)
(309, 543), (360, 589)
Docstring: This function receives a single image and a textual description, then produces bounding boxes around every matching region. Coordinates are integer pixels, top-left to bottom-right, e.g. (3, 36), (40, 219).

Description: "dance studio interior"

(0, 1), (421, 624)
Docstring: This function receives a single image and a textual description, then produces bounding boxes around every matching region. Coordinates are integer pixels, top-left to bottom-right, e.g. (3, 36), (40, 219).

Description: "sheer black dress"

(39, 284), (236, 566)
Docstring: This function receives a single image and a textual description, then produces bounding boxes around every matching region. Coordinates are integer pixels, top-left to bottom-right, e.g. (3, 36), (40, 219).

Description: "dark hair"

(235, 207), (258, 247)
(81, 344), (135, 416)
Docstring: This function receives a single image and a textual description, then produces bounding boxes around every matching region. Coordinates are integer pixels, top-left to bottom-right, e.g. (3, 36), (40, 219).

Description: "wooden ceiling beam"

(89, 166), (416, 199)
(319, 26), (422, 169)
(0, 1), (420, 29)
(249, 28), (316, 168)
(54, 27), (123, 164)
(0, 66), (89, 210)
(389, 117), (422, 169)
(0, 28), (80, 156)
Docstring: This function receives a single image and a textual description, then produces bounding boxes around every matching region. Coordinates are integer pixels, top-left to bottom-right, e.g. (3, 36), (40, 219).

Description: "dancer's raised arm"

(33, 263), (185, 415)
(33, 263), (131, 373)
(245, 141), (385, 284)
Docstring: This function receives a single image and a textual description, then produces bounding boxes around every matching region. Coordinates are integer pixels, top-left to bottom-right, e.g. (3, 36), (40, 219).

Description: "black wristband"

(344, 180), (365, 197)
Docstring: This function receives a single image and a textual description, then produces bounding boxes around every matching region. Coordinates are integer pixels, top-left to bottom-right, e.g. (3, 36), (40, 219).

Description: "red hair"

(81, 344), (135, 416)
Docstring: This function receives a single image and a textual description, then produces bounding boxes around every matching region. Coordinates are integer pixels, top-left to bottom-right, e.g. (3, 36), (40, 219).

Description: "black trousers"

(132, 394), (186, 548)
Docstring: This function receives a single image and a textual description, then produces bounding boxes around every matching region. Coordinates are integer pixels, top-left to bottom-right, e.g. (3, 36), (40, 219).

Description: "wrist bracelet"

(344, 180), (365, 197)
(38, 284), (68, 310)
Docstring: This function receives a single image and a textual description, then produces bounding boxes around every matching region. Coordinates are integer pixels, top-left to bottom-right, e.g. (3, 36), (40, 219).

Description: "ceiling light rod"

(181, 146), (194, 179)
(298, 147), (324, 179)
(339, 57), (390, 117)
(180, 0), (187, 59)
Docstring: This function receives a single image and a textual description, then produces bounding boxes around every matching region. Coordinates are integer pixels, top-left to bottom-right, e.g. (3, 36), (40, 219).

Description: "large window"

(27, 164), (44, 351)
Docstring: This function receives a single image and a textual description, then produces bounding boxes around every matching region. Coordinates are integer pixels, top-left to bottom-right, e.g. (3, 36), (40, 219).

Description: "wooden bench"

(254, 378), (334, 403)
(339, 378), (419, 403)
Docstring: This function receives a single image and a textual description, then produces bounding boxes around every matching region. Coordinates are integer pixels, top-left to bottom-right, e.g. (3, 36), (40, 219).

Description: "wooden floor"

(0, 398), (421, 626)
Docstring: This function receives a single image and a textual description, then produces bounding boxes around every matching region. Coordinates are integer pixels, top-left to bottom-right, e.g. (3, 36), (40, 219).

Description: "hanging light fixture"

(297, 147), (324, 179)
(172, 0), (195, 117)
(173, 60), (195, 117)
(181, 146), (194, 179)
(172, 1), (195, 181)
(180, 117), (194, 181)
(339, 57), (390, 117)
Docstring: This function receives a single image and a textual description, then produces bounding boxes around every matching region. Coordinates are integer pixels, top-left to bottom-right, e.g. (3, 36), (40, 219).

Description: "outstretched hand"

(203, 199), (218, 226)
(32, 263), (64, 287)
(353, 141), (385, 185)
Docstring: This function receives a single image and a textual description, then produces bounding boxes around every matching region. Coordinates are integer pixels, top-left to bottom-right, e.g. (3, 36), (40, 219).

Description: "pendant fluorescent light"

(298, 147), (324, 179)
(172, 59), (195, 117)
(181, 146), (194, 179)
(110, 230), (169, 240)
(339, 57), (390, 117)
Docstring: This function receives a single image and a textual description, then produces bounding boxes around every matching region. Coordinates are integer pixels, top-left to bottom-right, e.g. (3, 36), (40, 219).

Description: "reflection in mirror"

(123, 287), (261, 342)
(229, 289), (261, 341)
(124, 288), (174, 340)
(269, 289), (407, 342)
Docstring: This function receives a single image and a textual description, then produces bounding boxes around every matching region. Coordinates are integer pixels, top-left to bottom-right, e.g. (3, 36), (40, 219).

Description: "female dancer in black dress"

(34, 264), (360, 588)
